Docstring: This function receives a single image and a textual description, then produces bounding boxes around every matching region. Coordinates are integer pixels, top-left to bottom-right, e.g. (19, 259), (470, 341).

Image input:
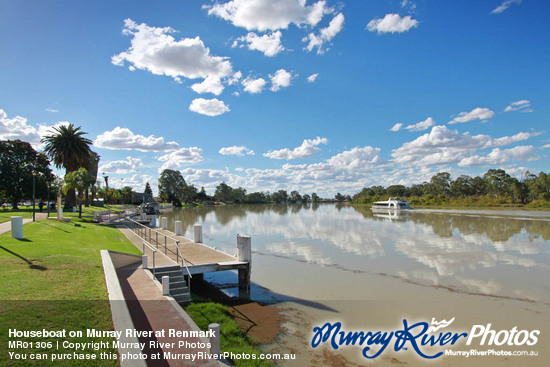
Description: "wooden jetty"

(119, 216), (251, 295)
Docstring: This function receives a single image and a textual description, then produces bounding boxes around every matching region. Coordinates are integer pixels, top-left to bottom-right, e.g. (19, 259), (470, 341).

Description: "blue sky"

(1, 0), (549, 197)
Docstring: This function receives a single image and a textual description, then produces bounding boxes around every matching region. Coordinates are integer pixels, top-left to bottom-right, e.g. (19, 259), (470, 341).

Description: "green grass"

(185, 302), (273, 367)
(0, 218), (140, 366)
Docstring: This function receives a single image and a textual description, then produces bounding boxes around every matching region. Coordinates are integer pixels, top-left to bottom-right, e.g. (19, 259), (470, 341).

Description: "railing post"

(176, 240), (180, 263)
(153, 252), (155, 275)
(194, 224), (203, 243)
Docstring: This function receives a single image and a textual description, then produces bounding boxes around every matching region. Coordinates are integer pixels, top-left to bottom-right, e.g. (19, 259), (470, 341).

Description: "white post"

(162, 217), (168, 230)
(175, 221), (183, 236)
(141, 213), (147, 220)
(194, 224), (203, 243)
(237, 235), (252, 263)
(57, 196), (63, 219)
(11, 216), (23, 239)
(209, 323), (221, 355)
(151, 215), (157, 228)
(237, 234), (252, 291)
(162, 276), (170, 296)
(142, 255), (148, 269)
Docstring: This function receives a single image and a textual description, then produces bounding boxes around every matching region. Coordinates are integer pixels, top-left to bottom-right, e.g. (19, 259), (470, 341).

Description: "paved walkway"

(117, 264), (222, 366)
(0, 213), (49, 235)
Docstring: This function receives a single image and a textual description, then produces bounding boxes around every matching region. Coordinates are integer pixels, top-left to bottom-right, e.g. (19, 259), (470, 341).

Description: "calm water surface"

(162, 204), (550, 304)
(161, 204), (550, 366)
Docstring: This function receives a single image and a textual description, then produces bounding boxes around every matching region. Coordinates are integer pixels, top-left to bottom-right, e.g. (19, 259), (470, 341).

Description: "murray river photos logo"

(311, 318), (540, 359)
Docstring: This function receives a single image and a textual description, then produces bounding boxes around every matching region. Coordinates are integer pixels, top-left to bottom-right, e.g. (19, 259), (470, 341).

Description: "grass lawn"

(0, 218), (140, 366)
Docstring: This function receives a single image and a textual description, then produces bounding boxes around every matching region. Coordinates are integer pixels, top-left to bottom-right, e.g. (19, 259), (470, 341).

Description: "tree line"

(352, 169), (550, 206)
(157, 169), (322, 205)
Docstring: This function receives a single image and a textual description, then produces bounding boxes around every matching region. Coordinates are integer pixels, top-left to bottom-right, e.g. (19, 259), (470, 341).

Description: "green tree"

(41, 124), (93, 209)
(214, 182), (233, 202)
(0, 140), (53, 209)
(181, 184), (198, 203)
(450, 175), (474, 197)
(311, 192), (320, 203)
(121, 186), (134, 204)
(429, 172), (452, 196)
(197, 186), (210, 201)
(158, 169), (186, 205)
(63, 168), (91, 218)
(144, 182), (153, 201)
(483, 169), (513, 198)
(290, 190), (302, 202)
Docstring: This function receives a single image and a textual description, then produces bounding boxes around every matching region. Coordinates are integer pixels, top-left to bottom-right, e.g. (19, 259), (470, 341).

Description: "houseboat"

(371, 197), (413, 212)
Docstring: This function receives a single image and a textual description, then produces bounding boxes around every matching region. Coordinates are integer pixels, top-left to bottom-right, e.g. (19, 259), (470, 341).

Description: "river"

(161, 204), (550, 366)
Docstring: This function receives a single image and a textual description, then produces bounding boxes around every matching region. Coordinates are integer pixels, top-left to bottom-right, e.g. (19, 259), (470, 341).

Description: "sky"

(1, 0), (549, 197)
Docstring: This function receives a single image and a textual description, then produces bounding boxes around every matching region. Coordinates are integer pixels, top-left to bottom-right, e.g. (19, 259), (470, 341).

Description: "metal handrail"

(142, 240), (157, 275)
(126, 217), (192, 282)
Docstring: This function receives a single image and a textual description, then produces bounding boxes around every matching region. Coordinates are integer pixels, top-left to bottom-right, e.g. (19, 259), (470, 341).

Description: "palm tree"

(41, 124), (93, 209)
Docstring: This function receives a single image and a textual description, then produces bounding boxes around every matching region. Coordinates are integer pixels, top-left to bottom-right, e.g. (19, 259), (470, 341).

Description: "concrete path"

(0, 213), (49, 235)
(117, 264), (223, 366)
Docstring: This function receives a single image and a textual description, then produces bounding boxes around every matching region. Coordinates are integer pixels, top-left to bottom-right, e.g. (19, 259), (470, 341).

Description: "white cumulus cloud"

(94, 127), (179, 151)
(189, 98), (230, 116)
(205, 0), (331, 32)
(405, 117), (436, 132)
(392, 125), (541, 167)
(0, 109), (42, 146)
(264, 137), (328, 160)
(304, 12), (345, 54)
(242, 77), (267, 94)
(191, 76), (224, 95)
(367, 14), (418, 34)
(158, 147), (204, 172)
(112, 19), (233, 93)
(458, 146), (537, 167)
(448, 107), (495, 124)
(219, 146), (255, 156)
(270, 69), (293, 91)
(233, 31), (285, 57)
(99, 157), (143, 174)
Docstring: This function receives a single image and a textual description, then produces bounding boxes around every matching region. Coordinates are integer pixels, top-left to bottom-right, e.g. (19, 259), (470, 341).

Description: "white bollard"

(237, 234), (252, 263)
(162, 276), (170, 296)
(151, 215), (157, 228)
(209, 323), (221, 355)
(142, 255), (148, 269)
(175, 221), (183, 236)
(141, 213), (147, 220)
(11, 216), (23, 239)
(162, 217), (168, 230)
(194, 224), (203, 243)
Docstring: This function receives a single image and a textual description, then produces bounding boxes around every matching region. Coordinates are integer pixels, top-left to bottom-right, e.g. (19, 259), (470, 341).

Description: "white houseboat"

(371, 197), (413, 212)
